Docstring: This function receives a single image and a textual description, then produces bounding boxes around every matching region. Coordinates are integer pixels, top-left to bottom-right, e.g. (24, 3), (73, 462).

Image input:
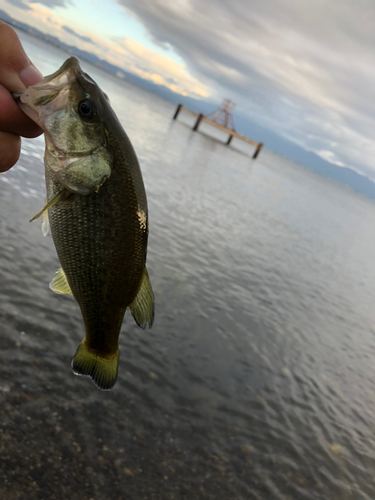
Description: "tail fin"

(71, 339), (119, 391)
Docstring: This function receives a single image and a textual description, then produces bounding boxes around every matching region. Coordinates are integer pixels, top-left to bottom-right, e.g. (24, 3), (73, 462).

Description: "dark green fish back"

(14, 56), (154, 390)
(47, 125), (149, 357)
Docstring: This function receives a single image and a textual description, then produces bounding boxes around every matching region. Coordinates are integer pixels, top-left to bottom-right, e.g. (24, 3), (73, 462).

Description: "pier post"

(253, 142), (263, 159)
(226, 134), (233, 145)
(173, 104), (182, 120)
(193, 113), (204, 131)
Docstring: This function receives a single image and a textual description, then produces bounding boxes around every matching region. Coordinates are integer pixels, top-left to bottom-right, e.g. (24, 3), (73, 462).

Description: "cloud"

(62, 25), (94, 44)
(5, 0), (374, 176)
(5, 0), (31, 10)
(97, 36), (210, 97)
(2, 0), (208, 98)
(117, 0), (375, 176)
(317, 150), (345, 167)
(32, 0), (73, 7)
(6, 0), (73, 8)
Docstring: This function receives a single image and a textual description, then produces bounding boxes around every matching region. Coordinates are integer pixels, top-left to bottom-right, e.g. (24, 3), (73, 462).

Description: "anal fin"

(49, 267), (73, 296)
(130, 267), (155, 329)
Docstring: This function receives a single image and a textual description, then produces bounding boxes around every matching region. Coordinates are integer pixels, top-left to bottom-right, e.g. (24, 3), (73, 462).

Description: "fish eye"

(78, 99), (96, 119)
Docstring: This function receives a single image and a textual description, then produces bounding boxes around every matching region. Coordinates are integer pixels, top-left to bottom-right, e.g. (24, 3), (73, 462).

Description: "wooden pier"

(173, 104), (263, 159)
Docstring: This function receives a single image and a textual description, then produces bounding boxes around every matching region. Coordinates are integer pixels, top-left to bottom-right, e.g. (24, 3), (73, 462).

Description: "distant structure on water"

(206, 99), (236, 131)
(173, 100), (263, 159)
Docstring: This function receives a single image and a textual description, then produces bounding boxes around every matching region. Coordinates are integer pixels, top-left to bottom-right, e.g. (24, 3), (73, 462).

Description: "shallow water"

(1, 29), (375, 499)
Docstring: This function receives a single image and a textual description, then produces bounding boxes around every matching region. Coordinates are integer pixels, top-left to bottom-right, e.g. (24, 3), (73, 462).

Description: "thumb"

(0, 21), (43, 92)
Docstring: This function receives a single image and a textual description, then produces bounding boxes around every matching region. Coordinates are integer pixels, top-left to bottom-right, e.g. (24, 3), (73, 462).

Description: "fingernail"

(19, 64), (43, 87)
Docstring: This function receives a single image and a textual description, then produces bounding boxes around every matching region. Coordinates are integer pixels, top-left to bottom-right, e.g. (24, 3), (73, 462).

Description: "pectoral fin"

(49, 267), (73, 296)
(41, 197), (50, 237)
(30, 189), (67, 223)
(130, 267), (155, 329)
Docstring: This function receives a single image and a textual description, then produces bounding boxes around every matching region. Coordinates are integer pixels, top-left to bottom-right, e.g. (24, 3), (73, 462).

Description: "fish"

(13, 57), (154, 390)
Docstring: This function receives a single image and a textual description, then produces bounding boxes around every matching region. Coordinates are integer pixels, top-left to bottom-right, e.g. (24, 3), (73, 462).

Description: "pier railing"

(173, 104), (263, 159)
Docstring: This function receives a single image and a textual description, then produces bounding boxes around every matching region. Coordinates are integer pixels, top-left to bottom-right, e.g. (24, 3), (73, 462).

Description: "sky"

(1, 0), (374, 180)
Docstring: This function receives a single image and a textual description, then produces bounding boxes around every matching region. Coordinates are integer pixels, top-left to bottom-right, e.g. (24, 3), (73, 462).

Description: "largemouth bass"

(13, 57), (154, 390)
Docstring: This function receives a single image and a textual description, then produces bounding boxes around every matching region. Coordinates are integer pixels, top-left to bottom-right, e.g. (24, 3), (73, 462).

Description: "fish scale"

(46, 136), (147, 353)
(14, 57), (154, 390)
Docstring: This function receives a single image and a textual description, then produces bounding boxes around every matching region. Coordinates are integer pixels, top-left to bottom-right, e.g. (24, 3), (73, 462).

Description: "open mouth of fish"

(13, 57), (81, 127)
(13, 57), (105, 160)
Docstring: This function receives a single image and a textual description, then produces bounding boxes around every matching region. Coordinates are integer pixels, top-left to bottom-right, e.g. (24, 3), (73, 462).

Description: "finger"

(0, 22), (43, 138)
(0, 131), (21, 172)
(0, 83), (42, 137)
(0, 21), (43, 92)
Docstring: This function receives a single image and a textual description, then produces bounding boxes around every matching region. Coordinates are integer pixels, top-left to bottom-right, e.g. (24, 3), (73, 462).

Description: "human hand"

(0, 21), (43, 172)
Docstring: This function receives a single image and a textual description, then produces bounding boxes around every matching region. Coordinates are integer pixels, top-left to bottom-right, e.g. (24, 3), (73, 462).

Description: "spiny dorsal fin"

(72, 339), (119, 391)
(130, 267), (155, 329)
(49, 267), (73, 296)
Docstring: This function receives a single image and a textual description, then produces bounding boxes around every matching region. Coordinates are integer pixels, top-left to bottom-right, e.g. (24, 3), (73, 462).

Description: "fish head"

(14, 57), (112, 194)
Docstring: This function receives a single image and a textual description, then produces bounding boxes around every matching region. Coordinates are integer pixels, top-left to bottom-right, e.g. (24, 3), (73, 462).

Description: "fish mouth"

(40, 56), (82, 84)
(12, 57), (83, 126)
(13, 57), (107, 161)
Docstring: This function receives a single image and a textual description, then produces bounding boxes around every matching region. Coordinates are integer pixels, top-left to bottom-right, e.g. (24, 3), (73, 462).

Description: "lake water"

(1, 29), (375, 500)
